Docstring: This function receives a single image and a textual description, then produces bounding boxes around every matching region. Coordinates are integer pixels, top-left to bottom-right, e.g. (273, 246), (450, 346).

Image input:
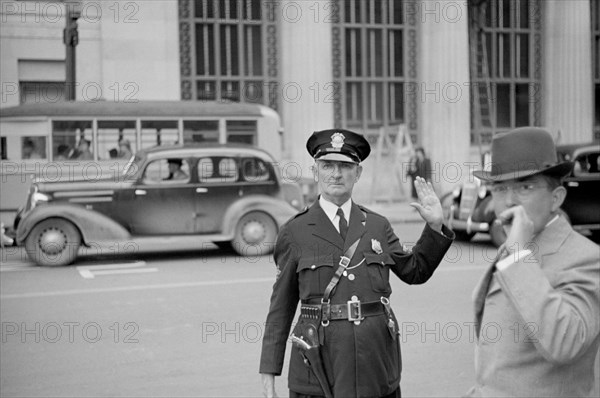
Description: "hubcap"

(39, 228), (67, 255)
(242, 220), (266, 244)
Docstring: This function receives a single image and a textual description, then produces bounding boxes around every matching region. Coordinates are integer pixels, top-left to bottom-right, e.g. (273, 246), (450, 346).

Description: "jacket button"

(348, 274), (355, 281)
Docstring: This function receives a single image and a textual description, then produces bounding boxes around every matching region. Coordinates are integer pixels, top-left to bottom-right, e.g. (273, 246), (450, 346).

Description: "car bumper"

(448, 217), (490, 234)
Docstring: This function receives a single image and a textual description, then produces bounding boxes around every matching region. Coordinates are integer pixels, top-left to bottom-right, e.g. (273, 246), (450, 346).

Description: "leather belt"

(300, 299), (384, 322)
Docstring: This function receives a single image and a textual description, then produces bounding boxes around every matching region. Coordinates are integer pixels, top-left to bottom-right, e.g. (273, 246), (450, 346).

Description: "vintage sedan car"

(443, 142), (600, 246)
(14, 144), (304, 266)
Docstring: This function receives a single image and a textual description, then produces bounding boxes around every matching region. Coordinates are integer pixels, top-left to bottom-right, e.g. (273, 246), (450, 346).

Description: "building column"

(278, 0), (335, 176)
(543, 0), (593, 143)
(418, 1), (472, 195)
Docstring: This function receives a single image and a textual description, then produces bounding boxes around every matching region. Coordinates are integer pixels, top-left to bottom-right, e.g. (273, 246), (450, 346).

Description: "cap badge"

(330, 132), (345, 151)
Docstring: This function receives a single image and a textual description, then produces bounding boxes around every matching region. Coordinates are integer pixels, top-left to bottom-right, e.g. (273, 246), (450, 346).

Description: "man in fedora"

(467, 127), (600, 397)
(260, 129), (454, 398)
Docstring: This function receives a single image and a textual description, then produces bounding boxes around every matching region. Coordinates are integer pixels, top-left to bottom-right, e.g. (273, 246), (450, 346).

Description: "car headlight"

(452, 188), (460, 198)
(31, 192), (50, 208)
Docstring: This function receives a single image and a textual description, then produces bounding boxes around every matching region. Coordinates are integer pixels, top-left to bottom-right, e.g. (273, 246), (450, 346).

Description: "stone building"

(1, 0), (598, 198)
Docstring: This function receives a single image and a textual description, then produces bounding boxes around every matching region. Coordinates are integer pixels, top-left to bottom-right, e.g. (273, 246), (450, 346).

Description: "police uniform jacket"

(468, 216), (600, 397)
(259, 200), (454, 397)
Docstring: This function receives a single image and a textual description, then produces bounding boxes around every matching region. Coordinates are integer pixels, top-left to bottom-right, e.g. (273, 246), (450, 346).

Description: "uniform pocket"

(364, 252), (394, 293)
(296, 255), (335, 299)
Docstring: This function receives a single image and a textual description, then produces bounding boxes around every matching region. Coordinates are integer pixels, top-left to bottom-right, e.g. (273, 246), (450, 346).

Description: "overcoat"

(259, 200), (453, 397)
(468, 216), (600, 397)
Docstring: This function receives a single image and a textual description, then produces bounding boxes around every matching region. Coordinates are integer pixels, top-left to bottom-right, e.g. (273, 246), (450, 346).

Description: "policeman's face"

(490, 175), (566, 236)
(313, 159), (362, 206)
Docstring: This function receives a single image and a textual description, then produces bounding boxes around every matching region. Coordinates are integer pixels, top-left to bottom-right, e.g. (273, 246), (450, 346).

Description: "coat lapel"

(472, 262), (496, 337)
(306, 201), (344, 250)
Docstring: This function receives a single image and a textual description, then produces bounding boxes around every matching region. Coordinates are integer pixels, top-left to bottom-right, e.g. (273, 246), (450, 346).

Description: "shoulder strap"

(321, 238), (360, 304)
(321, 210), (367, 303)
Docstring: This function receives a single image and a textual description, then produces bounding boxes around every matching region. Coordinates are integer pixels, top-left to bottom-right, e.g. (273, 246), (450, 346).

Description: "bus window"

(183, 120), (219, 144)
(141, 120), (179, 149)
(97, 120), (136, 160)
(52, 120), (92, 160)
(227, 120), (257, 145)
(21, 136), (47, 159)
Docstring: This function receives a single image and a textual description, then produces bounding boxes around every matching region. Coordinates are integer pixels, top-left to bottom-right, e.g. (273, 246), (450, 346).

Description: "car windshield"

(122, 153), (144, 179)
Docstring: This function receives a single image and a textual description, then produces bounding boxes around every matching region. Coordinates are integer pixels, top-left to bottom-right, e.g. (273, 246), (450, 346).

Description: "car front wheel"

(232, 211), (277, 257)
(25, 218), (81, 266)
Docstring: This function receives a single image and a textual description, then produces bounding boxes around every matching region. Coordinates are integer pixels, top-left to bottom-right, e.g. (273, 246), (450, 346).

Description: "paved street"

(0, 221), (596, 397)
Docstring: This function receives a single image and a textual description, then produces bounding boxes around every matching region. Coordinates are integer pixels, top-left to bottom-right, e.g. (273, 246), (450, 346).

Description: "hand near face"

(496, 205), (535, 256)
(409, 177), (444, 232)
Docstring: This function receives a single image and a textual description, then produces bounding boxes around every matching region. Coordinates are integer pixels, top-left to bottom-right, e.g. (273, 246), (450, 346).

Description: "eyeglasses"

(490, 181), (547, 198)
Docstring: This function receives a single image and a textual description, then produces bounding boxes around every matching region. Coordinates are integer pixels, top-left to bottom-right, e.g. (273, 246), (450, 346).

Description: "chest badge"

(371, 239), (383, 254)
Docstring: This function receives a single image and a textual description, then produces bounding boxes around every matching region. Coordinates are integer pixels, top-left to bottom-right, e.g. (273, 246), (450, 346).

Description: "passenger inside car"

(164, 159), (189, 181)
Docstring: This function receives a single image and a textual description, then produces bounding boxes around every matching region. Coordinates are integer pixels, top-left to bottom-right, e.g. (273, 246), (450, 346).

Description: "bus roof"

(0, 100), (271, 119)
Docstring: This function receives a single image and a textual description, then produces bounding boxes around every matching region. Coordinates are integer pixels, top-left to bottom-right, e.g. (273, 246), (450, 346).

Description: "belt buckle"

(347, 297), (363, 324)
(339, 256), (351, 268)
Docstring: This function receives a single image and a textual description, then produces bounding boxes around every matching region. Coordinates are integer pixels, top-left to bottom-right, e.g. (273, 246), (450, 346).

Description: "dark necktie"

(337, 207), (348, 241)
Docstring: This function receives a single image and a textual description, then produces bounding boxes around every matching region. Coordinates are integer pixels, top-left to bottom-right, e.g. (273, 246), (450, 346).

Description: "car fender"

(220, 195), (297, 237)
(16, 204), (131, 246)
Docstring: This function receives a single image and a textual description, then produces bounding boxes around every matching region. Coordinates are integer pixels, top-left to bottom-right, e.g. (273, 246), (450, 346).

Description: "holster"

(290, 320), (332, 398)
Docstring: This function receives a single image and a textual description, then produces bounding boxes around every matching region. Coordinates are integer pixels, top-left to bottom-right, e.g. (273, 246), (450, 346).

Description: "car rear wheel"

(25, 218), (81, 266)
(232, 211), (277, 256)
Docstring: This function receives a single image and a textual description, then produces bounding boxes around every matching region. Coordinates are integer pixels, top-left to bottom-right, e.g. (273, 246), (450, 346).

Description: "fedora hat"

(473, 127), (573, 182)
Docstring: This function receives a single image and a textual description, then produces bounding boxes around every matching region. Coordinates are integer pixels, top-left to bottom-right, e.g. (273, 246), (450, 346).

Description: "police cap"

(306, 129), (371, 163)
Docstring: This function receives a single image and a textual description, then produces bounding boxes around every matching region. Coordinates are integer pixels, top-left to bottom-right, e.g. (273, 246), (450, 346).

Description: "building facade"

(1, 0), (598, 198)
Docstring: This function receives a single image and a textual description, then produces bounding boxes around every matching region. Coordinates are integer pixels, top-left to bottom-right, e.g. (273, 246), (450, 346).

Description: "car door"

(192, 156), (241, 234)
(125, 158), (197, 235)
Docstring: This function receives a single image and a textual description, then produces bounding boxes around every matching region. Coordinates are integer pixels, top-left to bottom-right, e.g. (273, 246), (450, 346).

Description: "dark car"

(443, 142), (600, 246)
(15, 144), (304, 266)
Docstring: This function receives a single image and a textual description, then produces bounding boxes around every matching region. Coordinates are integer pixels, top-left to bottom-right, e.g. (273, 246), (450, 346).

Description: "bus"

(0, 100), (283, 225)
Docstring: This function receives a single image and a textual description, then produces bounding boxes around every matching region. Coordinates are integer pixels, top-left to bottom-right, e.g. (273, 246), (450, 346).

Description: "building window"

(20, 81), (66, 104)
(333, 0), (414, 139)
(468, 0), (541, 144)
(592, 0), (600, 140)
(179, 0), (279, 110)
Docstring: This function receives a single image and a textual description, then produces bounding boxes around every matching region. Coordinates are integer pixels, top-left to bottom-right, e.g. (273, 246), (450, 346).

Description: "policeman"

(259, 129), (455, 398)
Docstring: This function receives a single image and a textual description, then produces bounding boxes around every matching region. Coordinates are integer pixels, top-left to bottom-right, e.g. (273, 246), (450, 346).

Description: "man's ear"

(355, 164), (363, 181)
(551, 186), (567, 212)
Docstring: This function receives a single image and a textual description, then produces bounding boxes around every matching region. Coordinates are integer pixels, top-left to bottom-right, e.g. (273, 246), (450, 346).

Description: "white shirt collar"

(319, 196), (352, 228)
(545, 214), (560, 228)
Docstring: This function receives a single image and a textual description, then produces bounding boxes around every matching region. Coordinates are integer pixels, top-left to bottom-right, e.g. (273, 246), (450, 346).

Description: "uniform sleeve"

(495, 247), (600, 364)
(259, 226), (300, 375)
(387, 221), (454, 284)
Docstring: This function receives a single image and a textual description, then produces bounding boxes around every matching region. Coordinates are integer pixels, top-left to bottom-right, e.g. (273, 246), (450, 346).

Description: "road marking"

(76, 261), (156, 279)
(0, 277), (274, 299)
